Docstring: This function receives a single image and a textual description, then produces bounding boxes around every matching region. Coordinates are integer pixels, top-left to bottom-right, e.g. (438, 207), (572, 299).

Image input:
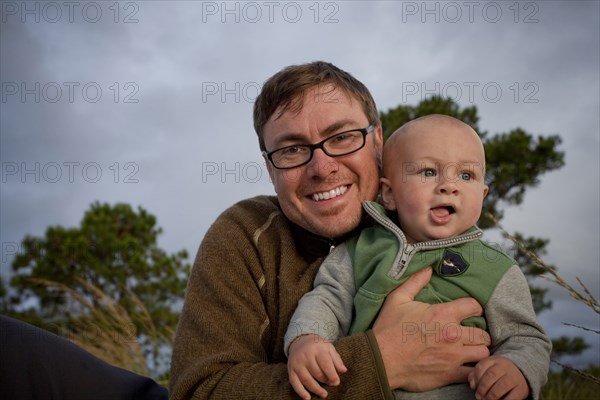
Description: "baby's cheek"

(405, 194), (424, 211)
(397, 200), (422, 219)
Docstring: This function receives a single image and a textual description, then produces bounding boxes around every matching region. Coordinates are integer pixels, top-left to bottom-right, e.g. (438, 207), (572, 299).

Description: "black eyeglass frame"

(264, 125), (375, 170)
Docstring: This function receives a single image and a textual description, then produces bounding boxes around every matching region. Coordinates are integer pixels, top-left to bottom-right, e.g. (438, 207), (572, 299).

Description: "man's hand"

(468, 355), (529, 400)
(372, 266), (491, 391)
(287, 334), (347, 399)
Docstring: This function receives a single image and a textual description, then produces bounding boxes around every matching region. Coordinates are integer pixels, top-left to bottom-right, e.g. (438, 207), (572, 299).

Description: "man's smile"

(310, 185), (349, 201)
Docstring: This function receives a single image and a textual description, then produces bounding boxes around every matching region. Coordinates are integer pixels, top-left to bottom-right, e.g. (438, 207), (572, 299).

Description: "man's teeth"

(311, 186), (348, 201)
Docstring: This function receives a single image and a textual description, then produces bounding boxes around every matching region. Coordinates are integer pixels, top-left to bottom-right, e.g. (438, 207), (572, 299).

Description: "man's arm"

(372, 267), (493, 392)
(169, 203), (307, 399)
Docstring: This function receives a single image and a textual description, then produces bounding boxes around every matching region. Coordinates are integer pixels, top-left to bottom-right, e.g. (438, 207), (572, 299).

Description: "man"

(169, 62), (491, 399)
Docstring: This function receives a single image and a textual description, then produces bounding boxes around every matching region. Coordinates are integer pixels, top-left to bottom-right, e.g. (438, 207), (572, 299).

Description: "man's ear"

(373, 125), (384, 155)
(380, 177), (397, 210)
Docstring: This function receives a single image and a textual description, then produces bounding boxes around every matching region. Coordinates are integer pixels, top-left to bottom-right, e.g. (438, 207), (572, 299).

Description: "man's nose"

(306, 148), (339, 178)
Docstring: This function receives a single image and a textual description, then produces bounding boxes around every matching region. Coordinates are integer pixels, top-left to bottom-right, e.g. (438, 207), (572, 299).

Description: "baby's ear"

(380, 177), (397, 210)
(483, 184), (489, 199)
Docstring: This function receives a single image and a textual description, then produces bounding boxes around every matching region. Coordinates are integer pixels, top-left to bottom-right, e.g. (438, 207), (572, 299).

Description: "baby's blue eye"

(421, 169), (436, 177)
(460, 172), (472, 181)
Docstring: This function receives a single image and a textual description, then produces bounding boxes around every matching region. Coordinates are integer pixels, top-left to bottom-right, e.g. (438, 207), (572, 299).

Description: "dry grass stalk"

(484, 212), (599, 314)
(484, 213), (600, 387)
(29, 277), (174, 377)
(552, 360), (600, 386)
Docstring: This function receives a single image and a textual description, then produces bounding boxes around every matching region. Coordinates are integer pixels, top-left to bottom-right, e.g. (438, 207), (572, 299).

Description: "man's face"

(262, 85), (382, 238)
(381, 121), (488, 243)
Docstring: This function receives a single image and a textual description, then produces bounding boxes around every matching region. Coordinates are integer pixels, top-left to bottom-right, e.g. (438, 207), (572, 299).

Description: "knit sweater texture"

(169, 196), (394, 399)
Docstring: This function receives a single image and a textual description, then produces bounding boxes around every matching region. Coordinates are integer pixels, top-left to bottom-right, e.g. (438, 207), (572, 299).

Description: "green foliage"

(380, 95), (481, 141)
(552, 336), (591, 358)
(483, 129), (564, 228)
(6, 202), (190, 369)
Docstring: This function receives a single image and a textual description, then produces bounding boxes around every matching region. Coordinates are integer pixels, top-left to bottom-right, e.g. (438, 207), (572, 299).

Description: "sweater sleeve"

(284, 243), (357, 355)
(169, 200), (287, 399)
(485, 265), (552, 400)
(169, 197), (394, 400)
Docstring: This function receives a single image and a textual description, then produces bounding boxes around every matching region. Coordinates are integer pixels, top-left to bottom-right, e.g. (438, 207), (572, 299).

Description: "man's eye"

(281, 146), (306, 155)
(331, 133), (351, 143)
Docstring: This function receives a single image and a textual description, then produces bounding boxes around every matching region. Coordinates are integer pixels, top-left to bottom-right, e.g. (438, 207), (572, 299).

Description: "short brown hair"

(253, 61), (380, 151)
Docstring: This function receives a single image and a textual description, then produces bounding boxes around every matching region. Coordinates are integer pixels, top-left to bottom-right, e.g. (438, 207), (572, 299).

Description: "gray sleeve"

(485, 265), (552, 400)
(284, 243), (356, 357)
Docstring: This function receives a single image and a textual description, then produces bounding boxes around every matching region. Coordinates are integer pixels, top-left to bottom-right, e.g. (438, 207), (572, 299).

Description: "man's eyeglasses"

(264, 125), (374, 170)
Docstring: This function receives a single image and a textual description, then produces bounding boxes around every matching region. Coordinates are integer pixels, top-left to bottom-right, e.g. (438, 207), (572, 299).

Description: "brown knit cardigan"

(169, 195), (393, 399)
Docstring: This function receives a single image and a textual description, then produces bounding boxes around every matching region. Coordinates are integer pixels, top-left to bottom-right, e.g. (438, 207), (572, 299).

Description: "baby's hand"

(287, 334), (347, 399)
(468, 355), (529, 400)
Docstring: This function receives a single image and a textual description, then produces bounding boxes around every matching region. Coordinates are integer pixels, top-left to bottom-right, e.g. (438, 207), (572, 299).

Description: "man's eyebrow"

(319, 120), (357, 137)
(273, 132), (306, 146)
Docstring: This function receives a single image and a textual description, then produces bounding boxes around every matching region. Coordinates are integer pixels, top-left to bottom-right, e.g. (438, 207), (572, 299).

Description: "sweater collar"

(288, 215), (373, 258)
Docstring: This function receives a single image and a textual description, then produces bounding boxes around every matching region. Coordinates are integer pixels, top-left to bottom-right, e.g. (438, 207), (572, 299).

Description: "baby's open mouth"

(443, 205), (456, 214)
(431, 205), (456, 218)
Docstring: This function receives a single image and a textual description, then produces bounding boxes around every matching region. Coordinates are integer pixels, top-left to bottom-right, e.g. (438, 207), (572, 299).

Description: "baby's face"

(381, 119), (488, 243)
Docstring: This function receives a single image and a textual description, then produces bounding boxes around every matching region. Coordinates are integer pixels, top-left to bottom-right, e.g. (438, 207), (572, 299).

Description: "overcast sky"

(1, 1), (599, 368)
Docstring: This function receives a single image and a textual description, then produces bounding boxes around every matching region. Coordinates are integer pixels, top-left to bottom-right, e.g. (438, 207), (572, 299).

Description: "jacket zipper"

(362, 202), (483, 279)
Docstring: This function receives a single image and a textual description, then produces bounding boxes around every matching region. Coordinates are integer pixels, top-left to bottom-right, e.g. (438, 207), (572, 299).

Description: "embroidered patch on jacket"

(438, 249), (469, 276)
